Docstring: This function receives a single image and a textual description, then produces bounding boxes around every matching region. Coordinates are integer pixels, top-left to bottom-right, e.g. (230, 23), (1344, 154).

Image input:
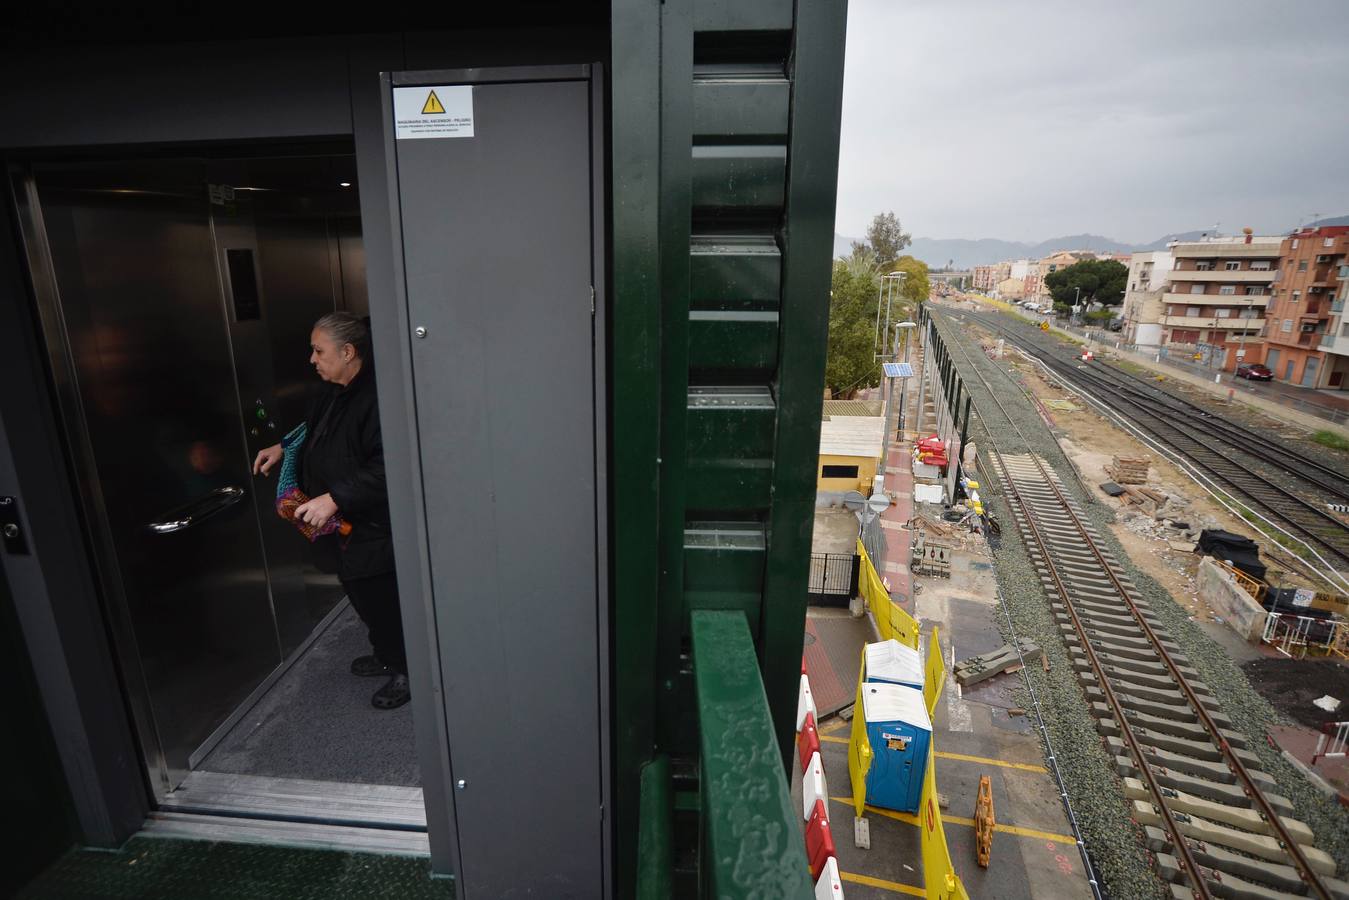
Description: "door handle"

(147, 486), (245, 534)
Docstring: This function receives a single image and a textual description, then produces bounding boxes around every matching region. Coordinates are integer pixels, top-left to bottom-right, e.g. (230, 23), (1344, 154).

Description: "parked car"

(1107, 319), (1124, 332)
(1235, 363), (1273, 381)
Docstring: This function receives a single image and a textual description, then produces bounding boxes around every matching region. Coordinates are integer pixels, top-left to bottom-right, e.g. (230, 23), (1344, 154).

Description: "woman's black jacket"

(301, 365), (395, 580)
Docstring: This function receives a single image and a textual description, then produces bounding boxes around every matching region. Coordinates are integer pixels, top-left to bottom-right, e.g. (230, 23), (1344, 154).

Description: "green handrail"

(692, 610), (813, 899)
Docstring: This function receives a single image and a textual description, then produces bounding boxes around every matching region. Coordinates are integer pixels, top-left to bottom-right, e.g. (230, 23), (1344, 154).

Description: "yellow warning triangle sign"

(421, 91), (446, 115)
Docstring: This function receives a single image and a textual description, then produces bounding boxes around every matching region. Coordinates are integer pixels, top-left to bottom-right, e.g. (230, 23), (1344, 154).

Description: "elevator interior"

(12, 149), (420, 821)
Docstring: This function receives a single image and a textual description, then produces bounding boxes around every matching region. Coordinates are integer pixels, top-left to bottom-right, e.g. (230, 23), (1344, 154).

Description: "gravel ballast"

(928, 308), (1349, 900)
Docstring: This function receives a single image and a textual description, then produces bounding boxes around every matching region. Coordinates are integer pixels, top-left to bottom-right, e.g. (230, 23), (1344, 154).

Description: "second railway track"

(929, 310), (1345, 900)
(949, 307), (1349, 588)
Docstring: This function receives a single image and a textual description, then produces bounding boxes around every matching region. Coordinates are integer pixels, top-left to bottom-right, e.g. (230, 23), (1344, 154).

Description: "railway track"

(932, 313), (1345, 900)
(950, 308), (1349, 586)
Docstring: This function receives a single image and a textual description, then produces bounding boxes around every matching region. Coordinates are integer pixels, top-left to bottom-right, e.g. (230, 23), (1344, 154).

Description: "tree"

(825, 260), (880, 397)
(824, 254), (929, 397)
(850, 211), (912, 270)
(1043, 259), (1128, 311)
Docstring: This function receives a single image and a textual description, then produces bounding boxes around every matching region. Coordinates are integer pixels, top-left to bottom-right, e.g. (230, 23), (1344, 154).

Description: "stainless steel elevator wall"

(20, 152), (365, 792)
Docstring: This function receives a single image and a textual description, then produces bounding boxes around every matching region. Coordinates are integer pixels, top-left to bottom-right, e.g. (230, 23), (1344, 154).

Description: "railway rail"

(950, 307), (1349, 588)
(932, 312), (1344, 900)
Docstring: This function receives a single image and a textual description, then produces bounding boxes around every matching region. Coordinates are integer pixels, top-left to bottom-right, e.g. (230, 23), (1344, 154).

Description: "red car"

(1236, 363), (1273, 381)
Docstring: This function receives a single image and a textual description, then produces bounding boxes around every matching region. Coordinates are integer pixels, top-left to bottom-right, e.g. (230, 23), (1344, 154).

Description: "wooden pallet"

(1104, 455), (1149, 485)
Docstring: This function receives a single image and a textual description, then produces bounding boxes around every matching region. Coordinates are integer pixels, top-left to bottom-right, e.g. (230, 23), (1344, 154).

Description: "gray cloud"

(836, 0), (1349, 244)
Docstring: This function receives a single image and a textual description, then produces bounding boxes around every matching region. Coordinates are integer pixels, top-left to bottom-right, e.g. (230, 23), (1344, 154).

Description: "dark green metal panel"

(692, 0), (793, 32)
(687, 310), (779, 375)
(685, 388), (775, 511)
(691, 79), (789, 141)
(691, 610), (813, 899)
(683, 523), (766, 627)
(611, 0), (665, 894)
(758, 0), (850, 771)
(689, 236), (781, 311)
(690, 146), (786, 209)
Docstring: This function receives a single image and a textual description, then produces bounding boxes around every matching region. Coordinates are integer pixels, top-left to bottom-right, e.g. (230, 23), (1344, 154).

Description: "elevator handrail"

(146, 485), (245, 534)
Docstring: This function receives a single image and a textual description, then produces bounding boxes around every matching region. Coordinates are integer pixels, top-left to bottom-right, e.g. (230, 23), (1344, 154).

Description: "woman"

(253, 312), (410, 710)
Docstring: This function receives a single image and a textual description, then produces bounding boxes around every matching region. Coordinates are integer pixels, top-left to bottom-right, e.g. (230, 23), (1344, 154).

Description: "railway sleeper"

(1065, 601), (1163, 626)
(1146, 826), (1349, 899)
(1068, 594), (1157, 617)
(1058, 611), (1173, 643)
(1105, 737), (1273, 789)
(1071, 654), (1204, 694)
(1086, 685), (1231, 729)
(1118, 758), (1292, 816)
(1069, 645), (1199, 681)
(1132, 800), (1337, 876)
(1156, 854), (1306, 900)
(1122, 777), (1315, 844)
(1062, 622), (1183, 656)
(1095, 716), (1257, 767)
(1085, 635), (1191, 668)
(1095, 702), (1250, 751)
(1081, 671), (1220, 710)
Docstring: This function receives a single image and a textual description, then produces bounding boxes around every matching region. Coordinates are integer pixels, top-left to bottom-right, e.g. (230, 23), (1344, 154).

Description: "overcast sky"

(836, 0), (1349, 245)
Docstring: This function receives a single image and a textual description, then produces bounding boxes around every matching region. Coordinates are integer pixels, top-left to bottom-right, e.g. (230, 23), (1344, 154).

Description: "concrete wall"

(1196, 556), (1267, 642)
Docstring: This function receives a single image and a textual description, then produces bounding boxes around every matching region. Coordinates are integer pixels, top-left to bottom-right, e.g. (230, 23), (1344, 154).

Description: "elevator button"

(256, 407), (268, 421)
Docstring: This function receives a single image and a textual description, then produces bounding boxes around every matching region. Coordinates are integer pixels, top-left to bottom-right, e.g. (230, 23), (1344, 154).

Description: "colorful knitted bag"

(275, 422), (352, 541)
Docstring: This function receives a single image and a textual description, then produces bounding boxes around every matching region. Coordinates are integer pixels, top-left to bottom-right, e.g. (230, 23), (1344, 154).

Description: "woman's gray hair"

(314, 311), (371, 361)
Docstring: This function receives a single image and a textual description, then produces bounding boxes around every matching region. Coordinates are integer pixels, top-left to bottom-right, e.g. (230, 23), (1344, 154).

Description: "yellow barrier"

(923, 627), (945, 719)
(847, 647), (872, 819)
(856, 538), (919, 649)
(919, 741), (971, 900)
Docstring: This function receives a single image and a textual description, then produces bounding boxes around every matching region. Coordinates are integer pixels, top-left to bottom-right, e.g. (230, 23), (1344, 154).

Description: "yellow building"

(817, 414), (886, 500)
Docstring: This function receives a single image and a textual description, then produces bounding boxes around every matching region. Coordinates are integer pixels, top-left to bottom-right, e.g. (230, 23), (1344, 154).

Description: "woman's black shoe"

(350, 655), (389, 677)
(372, 674), (411, 710)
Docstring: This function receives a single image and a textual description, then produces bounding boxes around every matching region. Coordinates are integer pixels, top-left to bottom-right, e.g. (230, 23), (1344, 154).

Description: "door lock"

(0, 496), (29, 554)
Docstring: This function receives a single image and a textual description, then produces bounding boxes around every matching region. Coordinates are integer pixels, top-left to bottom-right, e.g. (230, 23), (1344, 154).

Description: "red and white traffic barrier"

(798, 657), (844, 898)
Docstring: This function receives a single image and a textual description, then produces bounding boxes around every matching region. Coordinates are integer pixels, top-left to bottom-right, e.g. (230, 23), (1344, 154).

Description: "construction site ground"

(801, 341), (1092, 898)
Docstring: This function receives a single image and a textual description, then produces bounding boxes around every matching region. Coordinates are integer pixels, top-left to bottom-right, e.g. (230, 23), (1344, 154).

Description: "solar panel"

(882, 362), (913, 378)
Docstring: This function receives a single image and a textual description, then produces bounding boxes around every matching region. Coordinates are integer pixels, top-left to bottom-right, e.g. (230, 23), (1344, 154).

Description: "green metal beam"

(611, 0), (666, 893)
(760, 0), (850, 771)
(691, 610), (813, 899)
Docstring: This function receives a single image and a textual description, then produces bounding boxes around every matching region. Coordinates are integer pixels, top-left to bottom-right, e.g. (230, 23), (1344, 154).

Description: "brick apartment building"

(1160, 230), (1281, 372)
(1264, 225), (1349, 389)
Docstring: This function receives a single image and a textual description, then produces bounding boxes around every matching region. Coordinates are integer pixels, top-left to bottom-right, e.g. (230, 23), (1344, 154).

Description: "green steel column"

(760, 0), (850, 770)
(611, 0), (665, 893)
(656, 0), (694, 754)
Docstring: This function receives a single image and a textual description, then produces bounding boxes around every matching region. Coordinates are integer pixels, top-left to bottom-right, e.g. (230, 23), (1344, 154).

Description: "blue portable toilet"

(861, 681), (932, 813)
(864, 639), (924, 691)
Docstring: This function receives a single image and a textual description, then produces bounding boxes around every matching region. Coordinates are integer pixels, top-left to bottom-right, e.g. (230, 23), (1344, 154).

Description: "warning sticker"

(393, 85), (474, 140)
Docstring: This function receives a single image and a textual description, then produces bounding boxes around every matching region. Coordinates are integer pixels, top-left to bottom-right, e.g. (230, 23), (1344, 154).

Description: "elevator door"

(23, 156), (359, 791)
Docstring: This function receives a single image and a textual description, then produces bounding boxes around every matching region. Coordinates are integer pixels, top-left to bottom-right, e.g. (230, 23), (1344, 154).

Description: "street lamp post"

(895, 321), (918, 444)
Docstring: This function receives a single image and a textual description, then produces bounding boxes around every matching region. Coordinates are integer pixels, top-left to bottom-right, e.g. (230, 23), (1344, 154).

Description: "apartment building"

(1161, 229), (1281, 372)
(1264, 225), (1349, 389)
(1120, 250), (1172, 347)
(972, 262), (1009, 293)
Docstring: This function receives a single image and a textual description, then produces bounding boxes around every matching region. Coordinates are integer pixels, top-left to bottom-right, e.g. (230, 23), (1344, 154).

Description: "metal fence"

(860, 510), (887, 571)
(807, 552), (859, 606)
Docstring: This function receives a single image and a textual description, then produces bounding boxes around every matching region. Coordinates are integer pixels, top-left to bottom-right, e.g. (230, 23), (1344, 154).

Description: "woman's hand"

(295, 492), (339, 529)
(253, 443), (283, 476)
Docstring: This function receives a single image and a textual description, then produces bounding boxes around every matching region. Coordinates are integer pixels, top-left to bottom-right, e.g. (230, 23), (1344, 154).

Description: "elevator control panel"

(251, 400), (275, 437)
(0, 496), (29, 555)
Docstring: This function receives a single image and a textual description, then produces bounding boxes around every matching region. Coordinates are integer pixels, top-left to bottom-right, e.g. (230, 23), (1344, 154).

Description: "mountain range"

(835, 216), (1349, 269)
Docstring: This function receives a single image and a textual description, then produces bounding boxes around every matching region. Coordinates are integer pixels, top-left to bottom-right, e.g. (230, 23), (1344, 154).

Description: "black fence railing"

(807, 552), (859, 606)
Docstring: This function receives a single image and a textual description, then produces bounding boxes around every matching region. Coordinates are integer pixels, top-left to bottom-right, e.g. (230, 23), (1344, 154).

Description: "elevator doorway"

(13, 151), (418, 811)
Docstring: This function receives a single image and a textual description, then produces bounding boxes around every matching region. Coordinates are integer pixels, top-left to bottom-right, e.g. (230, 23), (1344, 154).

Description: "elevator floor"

(198, 604), (419, 787)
